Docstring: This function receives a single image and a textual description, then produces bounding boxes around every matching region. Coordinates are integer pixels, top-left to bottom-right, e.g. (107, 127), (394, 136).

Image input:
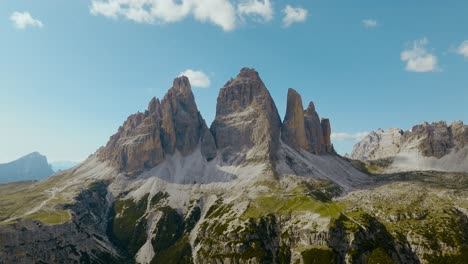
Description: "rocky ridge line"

(99, 68), (334, 174)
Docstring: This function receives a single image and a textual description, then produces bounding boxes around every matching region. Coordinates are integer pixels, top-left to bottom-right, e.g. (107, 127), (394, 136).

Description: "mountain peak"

(282, 88), (307, 150)
(99, 68), (336, 172)
(224, 67), (261, 87)
(237, 67), (260, 80)
(305, 101), (316, 112)
(282, 89), (333, 154)
(147, 97), (160, 113)
(172, 75), (191, 94)
(211, 67), (281, 162)
(25, 151), (43, 158)
(0, 152), (54, 183)
(98, 75), (215, 175)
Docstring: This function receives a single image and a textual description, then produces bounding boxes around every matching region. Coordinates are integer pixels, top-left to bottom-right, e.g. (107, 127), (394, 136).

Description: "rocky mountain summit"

(99, 68), (334, 174)
(0, 152), (54, 183)
(98, 76), (216, 175)
(1, 69), (467, 264)
(351, 121), (468, 173)
(211, 68), (282, 163)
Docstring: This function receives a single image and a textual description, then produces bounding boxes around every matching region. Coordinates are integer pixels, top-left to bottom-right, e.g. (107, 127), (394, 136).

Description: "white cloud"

(362, 19), (378, 28)
(282, 5), (307, 27)
(90, 0), (237, 31)
(179, 69), (211, 88)
(238, 0), (273, 22)
(456, 40), (468, 58)
(331, 132), (369, 142)
(10, 12), (43, 29)
(400, 38), (439, 72)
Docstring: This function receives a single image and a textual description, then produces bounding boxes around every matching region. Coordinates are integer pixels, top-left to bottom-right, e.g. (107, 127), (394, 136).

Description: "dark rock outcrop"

(210, 68), (282, 162)
(304, 102), (326, 154)
(282, 89), (308, 150)
(98, 76), (216, 174)
(281, 89), (334, 154)
(321, 118), (333, 153)
(404, 121), (455, 158)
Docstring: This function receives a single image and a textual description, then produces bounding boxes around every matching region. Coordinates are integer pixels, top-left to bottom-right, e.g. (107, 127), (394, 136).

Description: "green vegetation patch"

(300, 247), (336, 264)
(368, 247), (394, 264)
(184, 206), (201, 233)
(24, 209), (71, 225)
(197, 215), (277, 263)
(242, 194), (343, 219)
(425, 245), (468, 264)
(151, 236), (192, 264)
(112, 194), (149, 255)
(0, 181), (48, 221)
(152, 207), (184, 253)
(150, 192), (169, 207)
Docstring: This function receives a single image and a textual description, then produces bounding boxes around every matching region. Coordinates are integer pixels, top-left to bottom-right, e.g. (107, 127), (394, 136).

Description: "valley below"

(0, 161), (467, 264)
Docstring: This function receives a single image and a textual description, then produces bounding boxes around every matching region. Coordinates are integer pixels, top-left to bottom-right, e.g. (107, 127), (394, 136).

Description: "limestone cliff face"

(210, 68), (282, 162)
(100, 68), (337, 173)
(282, 89), (308, 150)
(404, 121), (456, 158)
(98, 76), (216, 174)
(304, 102), (326, 154)
(281, 89), (333, 154)
(321, 118), (333, 153)
(351, 121), (468, 173)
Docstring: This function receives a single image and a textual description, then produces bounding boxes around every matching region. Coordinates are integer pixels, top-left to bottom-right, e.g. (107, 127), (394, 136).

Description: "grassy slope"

(0, 167), (94, 225)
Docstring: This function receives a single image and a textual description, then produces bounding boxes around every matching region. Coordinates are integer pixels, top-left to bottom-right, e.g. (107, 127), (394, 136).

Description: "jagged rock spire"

(211, 68), (282, 163)
(304, 101), (326, 154)
(99, 68), (335, 174)
(98, 76), (216, 175)
(282, 89), (333, 154)
(282, 89), (308, 150)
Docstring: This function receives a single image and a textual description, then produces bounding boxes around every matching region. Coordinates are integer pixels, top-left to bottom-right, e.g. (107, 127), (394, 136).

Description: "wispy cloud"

(90, 0), (279, 31)
(400, 37), (439, 73)
(456, 40), (468, 58)
(179, 69), (211, 88)
(90, 0), (237, 31)
(282, 5), (308, 27)
(362, 19), (378, 28)
(10, 12), (43, 29)
(238, 0), (273, 22)
(331, 132), (369, 141)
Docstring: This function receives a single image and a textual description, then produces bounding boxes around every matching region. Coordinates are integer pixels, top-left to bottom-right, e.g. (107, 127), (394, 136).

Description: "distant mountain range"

(351, 121), (468, 173)
(0, 152), (54, 184)
(0, 153), (79, 184)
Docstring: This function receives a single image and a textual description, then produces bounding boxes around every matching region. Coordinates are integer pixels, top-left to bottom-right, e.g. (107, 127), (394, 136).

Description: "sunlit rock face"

(282, 89), (333, 155)
(210, 67), (282, 163)
(98, 76), (216, 175)
(351, 121), (468, 173)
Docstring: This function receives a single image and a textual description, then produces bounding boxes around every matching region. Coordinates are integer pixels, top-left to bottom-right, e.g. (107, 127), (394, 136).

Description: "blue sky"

(1, 0), (467, 162)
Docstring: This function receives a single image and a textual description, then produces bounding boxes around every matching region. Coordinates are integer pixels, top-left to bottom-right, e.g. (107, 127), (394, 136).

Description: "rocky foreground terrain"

(350, 121), (468, 173)
(0, 68), (467, 264)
